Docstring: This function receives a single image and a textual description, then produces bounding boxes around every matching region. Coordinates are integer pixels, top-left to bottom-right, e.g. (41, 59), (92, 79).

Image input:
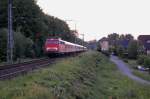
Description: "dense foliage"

(0, 0), (72, 39)
(98, 33), (134, 57)
(0, 0), (84, 61)
(0, 29), (7, 62)
(127, 40), (138, 59)
(137, 55), (150, 68)
(137, 55), (147, 65)
(0, 28), (34, 61)
(143, 57), (150, 68)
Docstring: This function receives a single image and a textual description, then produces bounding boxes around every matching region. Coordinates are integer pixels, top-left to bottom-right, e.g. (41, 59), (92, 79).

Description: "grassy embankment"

(127, 59), (150, 81)
(0, 51), (150, 99)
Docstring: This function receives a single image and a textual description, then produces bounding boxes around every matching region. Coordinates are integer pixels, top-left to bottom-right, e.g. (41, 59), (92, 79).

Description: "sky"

(37, 0), (150, 41)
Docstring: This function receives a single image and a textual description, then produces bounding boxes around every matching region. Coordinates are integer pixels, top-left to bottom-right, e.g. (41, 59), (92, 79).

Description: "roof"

(99, 37), (109, 42)
(138, 35), (150, 50)
(119, 39), (130, 48)
(138, 35), (150, 41)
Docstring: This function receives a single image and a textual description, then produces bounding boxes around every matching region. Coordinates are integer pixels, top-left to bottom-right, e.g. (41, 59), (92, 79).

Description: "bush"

(137, 55), (150, 68)
(0, 28), (34, 61)
(0, 29), (7, 61)
(128, 40), (138, 59)
(14, 31), (34, 59)
(143, 57), (150, 68)
(116, 45), (124, 57)
(101, 51), (110, 57)
(137, 55), (147, 65)
(123, 59), (128, 63)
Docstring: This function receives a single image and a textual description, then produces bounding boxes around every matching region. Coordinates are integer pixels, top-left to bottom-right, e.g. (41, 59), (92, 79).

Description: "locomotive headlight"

(53, 47), (58, 50)
(46, 47), (58, 51)
(46, 48), (50, 50)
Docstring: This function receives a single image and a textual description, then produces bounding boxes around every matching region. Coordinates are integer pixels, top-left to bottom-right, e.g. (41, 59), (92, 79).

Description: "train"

(44, 38), (87, 55)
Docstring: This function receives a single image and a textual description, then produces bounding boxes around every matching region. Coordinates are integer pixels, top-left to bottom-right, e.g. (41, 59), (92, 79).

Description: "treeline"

(0, 0), (84, 62)
(107, 33), (136, 58)
(98, 33), (143, 59)
(104, 33), (150, 70)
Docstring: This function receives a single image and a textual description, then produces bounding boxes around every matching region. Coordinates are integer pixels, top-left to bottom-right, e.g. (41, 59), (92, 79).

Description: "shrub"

(128, 40), (138, 59)
(116, 45), (124, 57)
(101, 51), (110, 57)
(0, 28), (34, 61)
(0, 29), (7, 61)
(137, 55), (147, 65)
(143, 57), (150, 68)
(123, 59), (128, 63)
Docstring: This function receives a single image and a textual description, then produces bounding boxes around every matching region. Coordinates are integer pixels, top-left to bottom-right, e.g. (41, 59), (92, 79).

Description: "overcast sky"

(37, 0), (150, 41)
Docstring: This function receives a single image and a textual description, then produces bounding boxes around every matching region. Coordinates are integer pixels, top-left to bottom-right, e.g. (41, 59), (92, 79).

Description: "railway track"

(0, 58), (55, 80)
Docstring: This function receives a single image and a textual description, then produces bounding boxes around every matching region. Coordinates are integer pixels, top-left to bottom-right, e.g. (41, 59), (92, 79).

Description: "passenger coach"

(44, 38), (87, 55)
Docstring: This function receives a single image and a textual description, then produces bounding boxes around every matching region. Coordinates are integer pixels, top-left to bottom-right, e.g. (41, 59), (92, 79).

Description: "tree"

(125, 34), (134, 41)
(0, 29), (7, 61)
(108, 33), (119, 46)
(143, 57), (150, 69)
(24, 38), (34, 58)
(14, 30), (34, 59)
(128, 40), (138, 59)
(0, 28), (34, 61)
(0, 0), (83, 59)
(116, 45), (125, 58)
(0, 0), (8, 28)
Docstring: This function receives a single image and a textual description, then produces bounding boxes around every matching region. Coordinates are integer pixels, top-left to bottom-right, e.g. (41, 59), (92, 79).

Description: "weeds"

(0, 51), (149, 99)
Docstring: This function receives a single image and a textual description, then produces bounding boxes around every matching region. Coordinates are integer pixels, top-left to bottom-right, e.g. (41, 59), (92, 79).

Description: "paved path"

(110, 55), (150, 85)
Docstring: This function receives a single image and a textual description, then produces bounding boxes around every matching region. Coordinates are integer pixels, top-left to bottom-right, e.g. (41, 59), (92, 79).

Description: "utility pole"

(80, 34), (85, 50)
(7, 0), (13, 63)
(65, 19), (78, 53)
(64, 19), (77, 43)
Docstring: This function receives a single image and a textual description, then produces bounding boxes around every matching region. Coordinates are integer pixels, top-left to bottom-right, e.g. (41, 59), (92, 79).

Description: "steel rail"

(0, 58), (54, 80)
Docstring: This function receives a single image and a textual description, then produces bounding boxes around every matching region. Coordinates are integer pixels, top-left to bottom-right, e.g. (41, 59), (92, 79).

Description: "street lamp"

(7, 0), (14, 63)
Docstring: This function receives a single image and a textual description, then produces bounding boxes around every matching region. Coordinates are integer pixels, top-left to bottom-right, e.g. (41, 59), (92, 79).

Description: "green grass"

(133, 70), (150, 81)
(127, 59), (150, 82)
(0, 51), (150, 99)
(127, 59), (137, 68)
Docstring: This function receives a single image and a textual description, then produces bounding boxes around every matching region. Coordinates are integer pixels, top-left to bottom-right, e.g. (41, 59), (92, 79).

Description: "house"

(87, 40), (97, 50)
(138, 35), (150, 55)
(99, 37), (109, 51)
(118, 39), (130, 49)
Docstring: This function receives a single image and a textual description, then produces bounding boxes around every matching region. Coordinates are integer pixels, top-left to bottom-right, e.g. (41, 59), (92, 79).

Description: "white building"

(99, 38), (109, 51)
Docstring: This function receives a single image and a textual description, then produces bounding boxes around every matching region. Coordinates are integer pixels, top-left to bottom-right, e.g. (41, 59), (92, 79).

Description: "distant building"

(99, 37), (109, 51)
(118, 39), (130, 49)
(138, 35), (150, 55)
(87, 40), (97, 50)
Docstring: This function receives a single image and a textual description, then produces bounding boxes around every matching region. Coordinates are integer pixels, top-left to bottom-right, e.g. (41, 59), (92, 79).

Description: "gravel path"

(110, 55), (150, 85)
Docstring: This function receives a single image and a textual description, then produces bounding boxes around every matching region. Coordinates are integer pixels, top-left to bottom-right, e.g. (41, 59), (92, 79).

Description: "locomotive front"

(45, 39), (59, 54)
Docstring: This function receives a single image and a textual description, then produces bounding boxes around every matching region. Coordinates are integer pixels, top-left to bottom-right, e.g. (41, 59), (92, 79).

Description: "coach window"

(60, 41), (64, 44)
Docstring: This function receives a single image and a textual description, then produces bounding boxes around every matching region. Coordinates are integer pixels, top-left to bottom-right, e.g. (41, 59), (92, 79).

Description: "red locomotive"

(44, 38), (87, 55)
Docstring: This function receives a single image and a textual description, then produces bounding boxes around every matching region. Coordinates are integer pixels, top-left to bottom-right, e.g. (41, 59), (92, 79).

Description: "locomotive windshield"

(46, 39), (59, 44)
